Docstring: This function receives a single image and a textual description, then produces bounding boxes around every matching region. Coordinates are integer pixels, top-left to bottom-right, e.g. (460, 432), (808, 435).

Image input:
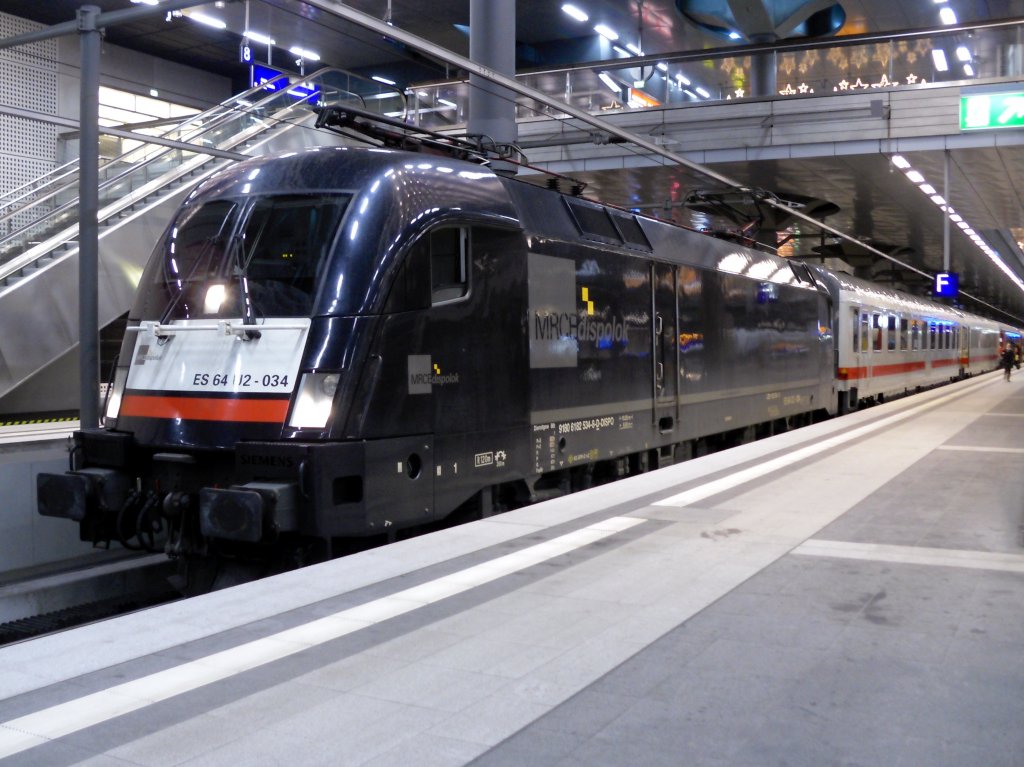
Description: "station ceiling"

(7, 0), (1024, 320)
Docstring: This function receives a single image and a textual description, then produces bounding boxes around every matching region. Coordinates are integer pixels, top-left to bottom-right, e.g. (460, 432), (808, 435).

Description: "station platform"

(1, 372), (1022, 766)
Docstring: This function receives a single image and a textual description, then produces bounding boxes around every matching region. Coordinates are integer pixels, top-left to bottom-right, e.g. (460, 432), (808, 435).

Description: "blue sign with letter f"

(934, 272), (959, 298)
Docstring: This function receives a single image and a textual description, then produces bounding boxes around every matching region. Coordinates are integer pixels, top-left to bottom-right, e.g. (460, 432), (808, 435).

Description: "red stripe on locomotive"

(120, 394), (289, 423)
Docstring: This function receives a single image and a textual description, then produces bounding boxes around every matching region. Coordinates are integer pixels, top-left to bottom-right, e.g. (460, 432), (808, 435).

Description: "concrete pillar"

(468, 0), (517, 175)
(749, 38), (777, 97)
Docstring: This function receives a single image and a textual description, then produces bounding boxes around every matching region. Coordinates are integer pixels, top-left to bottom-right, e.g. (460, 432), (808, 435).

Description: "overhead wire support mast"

(305, 0), (1022, 324)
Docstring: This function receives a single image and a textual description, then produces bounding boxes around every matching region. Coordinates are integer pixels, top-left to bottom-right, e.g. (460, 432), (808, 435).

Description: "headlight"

(288, 372), (340, 429)
(103, 367), (129, 426)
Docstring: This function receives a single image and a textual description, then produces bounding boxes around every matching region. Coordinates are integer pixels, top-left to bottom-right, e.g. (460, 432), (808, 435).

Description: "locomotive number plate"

(125, 318), (310, 395)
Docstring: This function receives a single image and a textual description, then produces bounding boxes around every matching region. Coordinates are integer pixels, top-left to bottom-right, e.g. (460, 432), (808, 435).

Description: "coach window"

(887, 315), (897, 351)
(872, 313), (883, 352)
(899, 317), (909, 350)
(928, 322), (937, 349)
(860, 311), (870, 352)
(430, 227), (469, 305)
(851, 308), (860, 352)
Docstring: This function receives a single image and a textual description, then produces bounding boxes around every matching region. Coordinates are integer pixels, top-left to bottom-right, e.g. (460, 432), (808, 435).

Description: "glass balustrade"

(407, 20), (1024, 130)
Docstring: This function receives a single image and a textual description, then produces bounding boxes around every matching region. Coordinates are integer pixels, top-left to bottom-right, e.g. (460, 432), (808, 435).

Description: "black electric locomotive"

(38, 145), (844, 576)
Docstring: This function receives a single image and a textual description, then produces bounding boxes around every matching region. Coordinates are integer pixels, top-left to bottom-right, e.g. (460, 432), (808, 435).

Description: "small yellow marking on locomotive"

(581, 287), (594, 316)
(433, 363), (442, 374)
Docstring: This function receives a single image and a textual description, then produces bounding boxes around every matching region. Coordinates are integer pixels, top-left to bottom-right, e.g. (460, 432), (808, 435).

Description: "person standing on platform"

(1001, 344), (1015, 381)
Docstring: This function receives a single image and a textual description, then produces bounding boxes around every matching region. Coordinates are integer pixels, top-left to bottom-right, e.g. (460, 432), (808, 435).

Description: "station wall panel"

(0, 12), (58, 231)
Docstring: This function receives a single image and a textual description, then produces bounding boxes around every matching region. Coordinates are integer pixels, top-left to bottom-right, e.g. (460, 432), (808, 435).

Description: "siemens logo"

(533, 312), (629, 344)
(239, 455), (296, 469)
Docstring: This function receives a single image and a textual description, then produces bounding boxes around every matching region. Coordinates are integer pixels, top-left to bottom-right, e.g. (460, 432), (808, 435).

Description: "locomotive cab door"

(653, 263), (678, 433)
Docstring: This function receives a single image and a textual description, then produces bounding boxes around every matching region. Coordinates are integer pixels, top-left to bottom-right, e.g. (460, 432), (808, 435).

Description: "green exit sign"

(960, 92), (1024, 130)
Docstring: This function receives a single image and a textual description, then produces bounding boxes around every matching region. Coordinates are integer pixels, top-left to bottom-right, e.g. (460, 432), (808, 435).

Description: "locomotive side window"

(566, 199), (621, 244)
(609, 212), (652, 250)
(430, 227), (469, 305)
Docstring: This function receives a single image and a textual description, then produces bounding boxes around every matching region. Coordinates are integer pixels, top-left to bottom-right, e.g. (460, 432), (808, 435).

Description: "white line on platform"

(654, 376), (995, 509)
(0, 516), (645, 760)
(793, 539), (1024, 573)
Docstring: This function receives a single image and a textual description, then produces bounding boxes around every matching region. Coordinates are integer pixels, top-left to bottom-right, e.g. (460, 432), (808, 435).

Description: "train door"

(653, 263), (678, 433)
(959, 323), (969, 376)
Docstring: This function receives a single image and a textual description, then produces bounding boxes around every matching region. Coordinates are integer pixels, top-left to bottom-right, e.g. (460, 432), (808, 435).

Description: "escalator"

(0, 68), (404, 416)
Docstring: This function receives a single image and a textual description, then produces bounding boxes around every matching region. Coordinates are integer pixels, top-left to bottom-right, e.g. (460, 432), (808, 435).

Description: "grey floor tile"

(362, 733), (486, 767)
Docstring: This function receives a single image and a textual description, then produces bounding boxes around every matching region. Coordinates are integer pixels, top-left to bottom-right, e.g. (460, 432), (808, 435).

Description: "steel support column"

(78, 5), (101, 429)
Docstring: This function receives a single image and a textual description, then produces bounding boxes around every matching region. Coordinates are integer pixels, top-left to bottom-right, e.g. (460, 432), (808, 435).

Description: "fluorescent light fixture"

(372, 75), (396, 85)
(964, 64), (975, 77)
(244, 30), (276, 46)
(656, 63), (668, 72)
(920, 184), (937, 195)
(290, 46), (321, 61)
(676, 73), (691, 86)
(598, 72), (621, 92)
(957, 221), (970, 229)
(931, 194), (946, 205)
(626, 43), (643, 55)
(955, 46), (971, 61)
(594, 24), (619, 41)
(561, 4), (588, 22)
(950, 213), (963, 223)
(728, 31), (742, 40)
(932, 49), (949, 71)
(684, 89), (697, 98)
(188, 12), (226, 29)
(437, 98), (457, 108)
(906, 170), (925, 183)
(939, 6), (957, 24)
(613, 45), (631, 57)
(695, 86), (710, 98)
(891, 154), (910, 169)
(130, 0), (159, 5)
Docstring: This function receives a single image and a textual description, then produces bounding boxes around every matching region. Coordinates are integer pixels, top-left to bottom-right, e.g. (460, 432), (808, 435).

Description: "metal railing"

(406, 17), (1024, 130)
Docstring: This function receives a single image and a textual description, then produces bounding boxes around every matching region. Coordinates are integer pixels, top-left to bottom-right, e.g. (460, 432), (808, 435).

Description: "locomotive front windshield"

(140, 193), (350, 321)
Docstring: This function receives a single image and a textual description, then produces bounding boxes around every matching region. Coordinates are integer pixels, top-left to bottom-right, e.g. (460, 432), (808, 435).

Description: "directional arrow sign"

(997, 96), (1024, 124)
(961, 92), (1024, 130)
